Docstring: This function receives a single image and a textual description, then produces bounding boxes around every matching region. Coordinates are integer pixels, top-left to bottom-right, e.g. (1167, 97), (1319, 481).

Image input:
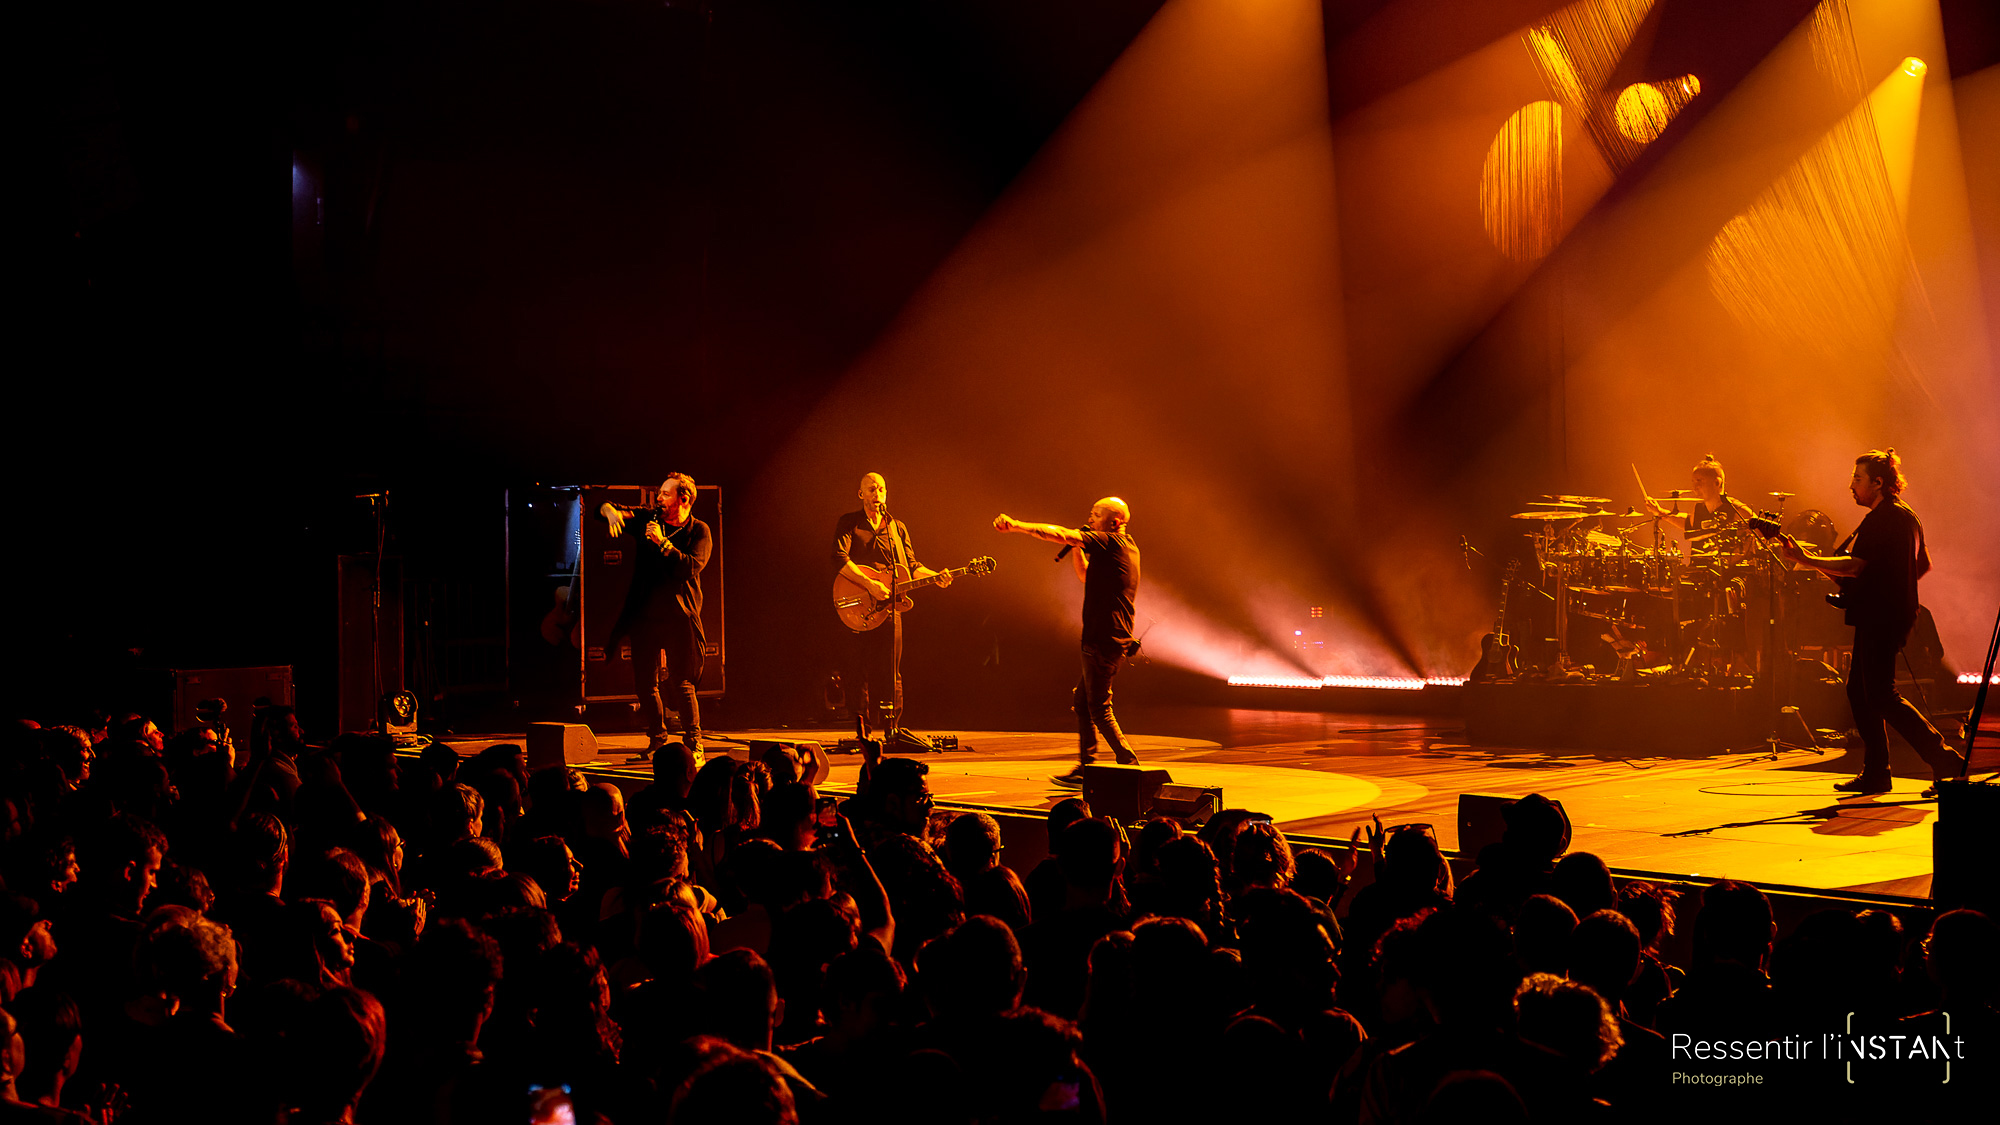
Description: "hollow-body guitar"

(832, 557), (997, 632)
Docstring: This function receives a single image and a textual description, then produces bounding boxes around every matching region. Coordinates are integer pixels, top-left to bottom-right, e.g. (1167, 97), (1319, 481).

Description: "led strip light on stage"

(1227, 674), (1467, 690)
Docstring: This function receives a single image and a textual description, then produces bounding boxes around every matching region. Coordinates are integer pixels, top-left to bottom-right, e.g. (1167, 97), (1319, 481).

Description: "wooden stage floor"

(461, 701), (2000, 902)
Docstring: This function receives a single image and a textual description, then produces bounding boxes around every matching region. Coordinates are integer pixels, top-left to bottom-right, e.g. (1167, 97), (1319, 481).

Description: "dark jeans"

(1847, 621), (1947, 779)
(1076, 641), (1137, 765)
(631, 618), (704, 745)
(842, 616), (901, 734)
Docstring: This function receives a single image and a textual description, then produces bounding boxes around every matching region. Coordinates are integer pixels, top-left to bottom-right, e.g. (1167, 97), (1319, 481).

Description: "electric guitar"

(1473, 559), (1522, 682)
(832, 556), (998, 632)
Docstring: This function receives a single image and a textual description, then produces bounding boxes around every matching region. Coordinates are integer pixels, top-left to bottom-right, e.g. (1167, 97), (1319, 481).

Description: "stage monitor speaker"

(1933, 779), (2000, 914)
(749, 740), (832, 786)
(1079, 765), (1174, 823)
(1150, 782), (1223, 825)
(1457, 793), (1569, 858)
(527, 722), (599, 770)
(578, 484), (726, 706)
(171, 666), (294, 748)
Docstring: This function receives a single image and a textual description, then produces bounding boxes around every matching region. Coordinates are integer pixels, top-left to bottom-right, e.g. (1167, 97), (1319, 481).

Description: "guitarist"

(833, 473), (951, 735)
(601, 473), (712, 761)
(1779, 449), (1963, 796)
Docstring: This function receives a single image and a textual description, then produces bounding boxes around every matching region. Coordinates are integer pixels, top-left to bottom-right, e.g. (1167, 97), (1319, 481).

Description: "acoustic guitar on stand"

(832, 557), (998, 632)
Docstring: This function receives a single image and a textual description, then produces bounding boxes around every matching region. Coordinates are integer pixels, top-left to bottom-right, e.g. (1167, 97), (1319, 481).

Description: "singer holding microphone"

(600, 473), (712, 762)
(994, 498), (1142, 787)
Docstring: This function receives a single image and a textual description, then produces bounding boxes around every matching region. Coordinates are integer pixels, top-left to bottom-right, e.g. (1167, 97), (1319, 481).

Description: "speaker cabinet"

(527, 722), (599, 770)
(1457, 793), (1569, 858)
(1934, 779), (2000, 914)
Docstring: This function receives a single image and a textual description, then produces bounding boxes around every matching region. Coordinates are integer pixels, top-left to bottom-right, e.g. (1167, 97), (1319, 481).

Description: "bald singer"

(994, 499), (1143, 787)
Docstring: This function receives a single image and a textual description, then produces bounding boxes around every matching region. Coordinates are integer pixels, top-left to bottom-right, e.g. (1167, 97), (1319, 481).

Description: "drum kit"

(1505, 492), (1839, 680)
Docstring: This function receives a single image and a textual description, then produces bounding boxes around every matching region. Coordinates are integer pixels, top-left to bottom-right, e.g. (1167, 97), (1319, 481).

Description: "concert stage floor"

(457, 703), (1999, 903)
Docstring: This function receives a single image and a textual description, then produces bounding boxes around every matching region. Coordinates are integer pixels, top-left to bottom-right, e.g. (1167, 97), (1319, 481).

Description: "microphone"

(1459, 536), (1482, 569)
(1054, 544), (1075, 562)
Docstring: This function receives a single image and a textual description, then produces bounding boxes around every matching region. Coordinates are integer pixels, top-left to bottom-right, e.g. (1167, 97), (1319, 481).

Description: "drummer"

(1641, 455), (1759, 675)
(1642, 454), (1758, 548)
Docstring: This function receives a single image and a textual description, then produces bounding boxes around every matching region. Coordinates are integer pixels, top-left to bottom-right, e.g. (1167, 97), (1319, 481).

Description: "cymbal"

(1526, 501), (1587, 509)
(1768, 491), (1795, 499)
(1542, 495), (1611, 505)
(1511, 510), (1588, 520)
(1571, 509), (1620, 518)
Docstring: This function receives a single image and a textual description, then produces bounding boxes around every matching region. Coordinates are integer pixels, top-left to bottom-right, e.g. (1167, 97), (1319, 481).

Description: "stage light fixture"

(1901, 57), (1925, 78)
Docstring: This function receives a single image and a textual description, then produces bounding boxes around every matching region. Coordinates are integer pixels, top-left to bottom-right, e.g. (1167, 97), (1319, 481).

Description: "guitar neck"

(895, 566), (965, 594)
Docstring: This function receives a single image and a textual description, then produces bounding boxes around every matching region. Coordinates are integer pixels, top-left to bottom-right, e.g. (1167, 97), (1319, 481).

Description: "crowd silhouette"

(0, 707), (1992, 1124)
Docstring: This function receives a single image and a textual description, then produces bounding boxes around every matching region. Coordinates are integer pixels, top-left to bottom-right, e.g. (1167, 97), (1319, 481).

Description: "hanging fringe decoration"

(1612, 75), (1701, 143)
(1706, 4), (1911, 360)
(1481, 100), (1565, 261)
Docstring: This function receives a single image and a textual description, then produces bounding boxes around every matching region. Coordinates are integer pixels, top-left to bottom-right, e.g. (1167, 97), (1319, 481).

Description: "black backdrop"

(9, 0), (1997, 730)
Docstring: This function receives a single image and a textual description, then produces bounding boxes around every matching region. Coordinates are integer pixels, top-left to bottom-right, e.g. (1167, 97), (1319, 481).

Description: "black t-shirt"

(613, 512), (711, 639)
(832, 510), (918, 574)
(1079, 529), (1140, 649)
(1846, 498), (1927, 630)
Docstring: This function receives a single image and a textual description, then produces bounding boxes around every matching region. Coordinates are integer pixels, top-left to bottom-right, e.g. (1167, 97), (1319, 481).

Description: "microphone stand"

(880, 504), (937, 754)
(1957, 605), (1998, 780)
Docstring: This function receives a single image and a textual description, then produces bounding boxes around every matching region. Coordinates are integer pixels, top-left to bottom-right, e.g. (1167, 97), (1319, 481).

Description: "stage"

(449, 701), (2000, 904)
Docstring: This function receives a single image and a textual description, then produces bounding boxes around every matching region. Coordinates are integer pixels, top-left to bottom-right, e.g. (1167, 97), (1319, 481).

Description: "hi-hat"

(1768, 491), (1796, 499)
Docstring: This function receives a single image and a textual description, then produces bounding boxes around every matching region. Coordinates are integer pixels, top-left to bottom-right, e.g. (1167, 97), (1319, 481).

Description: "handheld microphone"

(1053, 544), (1075, 562)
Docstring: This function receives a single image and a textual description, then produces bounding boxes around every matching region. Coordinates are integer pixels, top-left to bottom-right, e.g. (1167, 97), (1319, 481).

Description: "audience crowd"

(0, 705), (1993, 1124)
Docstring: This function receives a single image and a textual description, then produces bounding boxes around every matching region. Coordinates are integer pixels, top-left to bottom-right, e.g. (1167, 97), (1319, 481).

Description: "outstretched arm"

(993, 513), (1084, 546)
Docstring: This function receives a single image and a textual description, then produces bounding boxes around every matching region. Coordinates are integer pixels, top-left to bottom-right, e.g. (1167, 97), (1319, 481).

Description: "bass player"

(1779, 449), (1964, 797)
